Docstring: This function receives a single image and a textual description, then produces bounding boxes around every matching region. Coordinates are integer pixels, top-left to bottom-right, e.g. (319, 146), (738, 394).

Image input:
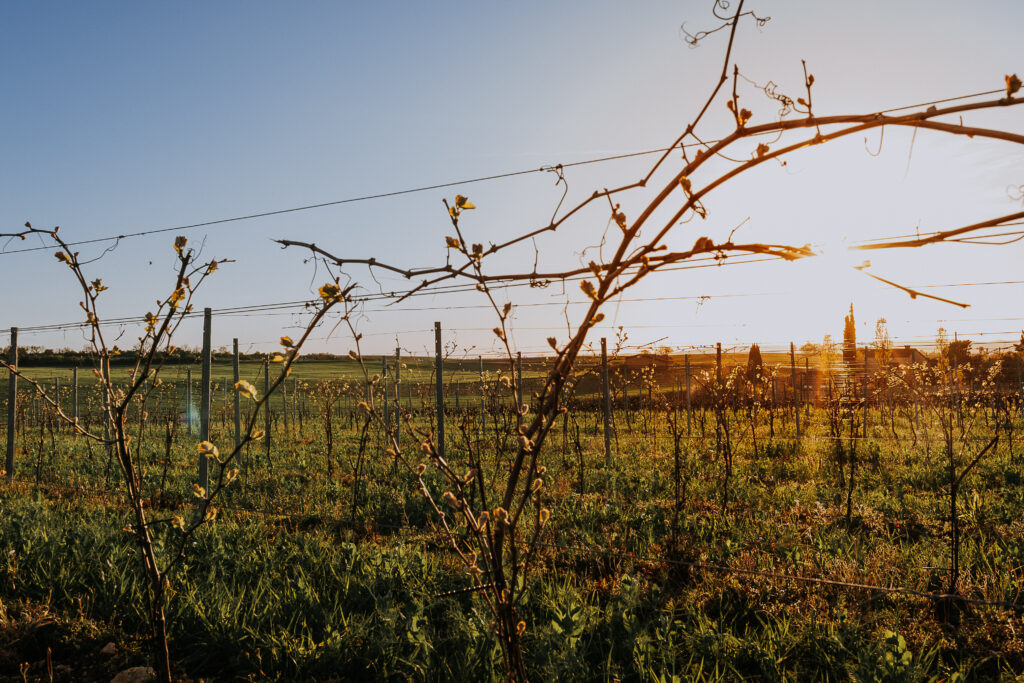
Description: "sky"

(2, 0), (1023, 359)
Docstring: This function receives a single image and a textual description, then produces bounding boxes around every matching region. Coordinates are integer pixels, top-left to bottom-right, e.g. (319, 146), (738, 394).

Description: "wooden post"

(232, 339), (241, 452)
(953, 351), (962, 429)
(771, 376), (776, 414)
(863, 359), (869, 438)
(103, 355), (112, 465)
(264, 358), (271, 465)
(5, 328), (17, 482)
(685, 354), (692, 436)
(790, 342), (801, 438)
(479, 355), (485, 439)
(912, 372), (920, 433)
(716, 342), (723, 447)
(53, 377), (60, 434)
(394, 346), (401, 451)
(185, 368), (193, 435)
(516, 351), (523, 411)
(381, 355), (389, 442)
(72, 366), (79, 436)
(716, 343), (722, 385)
(804, 357), (811, 415)
(435, 322), (444, 459)
(601, 337), (612, 467)
(282, 373), (289, 433)
(198, 308), (212, 496)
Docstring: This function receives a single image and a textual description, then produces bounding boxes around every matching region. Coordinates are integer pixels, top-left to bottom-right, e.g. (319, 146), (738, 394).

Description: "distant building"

(862, 345), (929, 373)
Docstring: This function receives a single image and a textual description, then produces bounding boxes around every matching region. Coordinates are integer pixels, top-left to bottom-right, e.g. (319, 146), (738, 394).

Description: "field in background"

(0, 349), (827, 399)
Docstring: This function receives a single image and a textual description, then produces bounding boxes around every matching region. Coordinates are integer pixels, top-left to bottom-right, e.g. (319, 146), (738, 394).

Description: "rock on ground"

(110, 666), (157, 683)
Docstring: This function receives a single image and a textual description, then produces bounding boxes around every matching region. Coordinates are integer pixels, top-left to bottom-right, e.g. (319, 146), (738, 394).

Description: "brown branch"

(854, 268), (971, 308)
(852, 211), (1024, 250)
(281, 95), (1024, 307)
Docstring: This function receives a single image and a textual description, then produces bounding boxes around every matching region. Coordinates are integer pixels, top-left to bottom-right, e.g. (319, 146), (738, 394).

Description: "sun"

(802, 237), (870, 302)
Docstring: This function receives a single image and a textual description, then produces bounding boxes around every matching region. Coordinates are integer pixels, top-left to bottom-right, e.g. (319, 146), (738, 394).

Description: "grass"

(0, 368), (1022, 680)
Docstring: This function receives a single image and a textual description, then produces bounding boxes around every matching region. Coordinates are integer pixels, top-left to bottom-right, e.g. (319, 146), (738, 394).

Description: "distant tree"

(843, 303), (857, 364)
(747, 343), (763, 378)
(873, 317), (892, 370)
(800, 341), (820, 355)
(934, 327), (951, 367)
(946, 338), (973, 367)
(1014, 330), (1024, 356)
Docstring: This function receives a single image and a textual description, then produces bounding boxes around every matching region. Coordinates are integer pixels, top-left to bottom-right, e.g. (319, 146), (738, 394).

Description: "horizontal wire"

(1, 89), (1007, 257)
(2, 262), (1022, 339)
(1, 145), (689, 257)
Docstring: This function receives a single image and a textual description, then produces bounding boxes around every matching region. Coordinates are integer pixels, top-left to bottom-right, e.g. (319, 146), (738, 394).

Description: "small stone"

(110, 666), (156, 683)
(100, 642), (117, 656)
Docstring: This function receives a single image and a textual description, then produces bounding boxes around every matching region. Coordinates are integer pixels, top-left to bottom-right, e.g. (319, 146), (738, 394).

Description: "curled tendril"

(542, 164), (568, 225)
(1008, 184), (1024, 203)
(682, 4), (770, 47)
(738, 73), (795, 116)
(680, 20), (736, 47)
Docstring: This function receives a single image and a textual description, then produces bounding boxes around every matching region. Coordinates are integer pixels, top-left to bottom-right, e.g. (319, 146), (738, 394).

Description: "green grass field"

(1, 359), (1022, 680)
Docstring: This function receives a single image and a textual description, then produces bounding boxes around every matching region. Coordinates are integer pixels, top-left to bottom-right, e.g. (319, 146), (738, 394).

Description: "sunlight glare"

(804, 238), (870, 306)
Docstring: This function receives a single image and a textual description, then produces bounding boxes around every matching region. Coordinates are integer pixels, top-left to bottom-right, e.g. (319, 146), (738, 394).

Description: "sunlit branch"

(854, 267), (970, 308)
(852, 211), (1024, 250)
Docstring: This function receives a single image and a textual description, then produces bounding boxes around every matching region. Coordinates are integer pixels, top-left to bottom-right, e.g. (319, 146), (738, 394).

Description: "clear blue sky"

(2, 1), (1022, 358)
